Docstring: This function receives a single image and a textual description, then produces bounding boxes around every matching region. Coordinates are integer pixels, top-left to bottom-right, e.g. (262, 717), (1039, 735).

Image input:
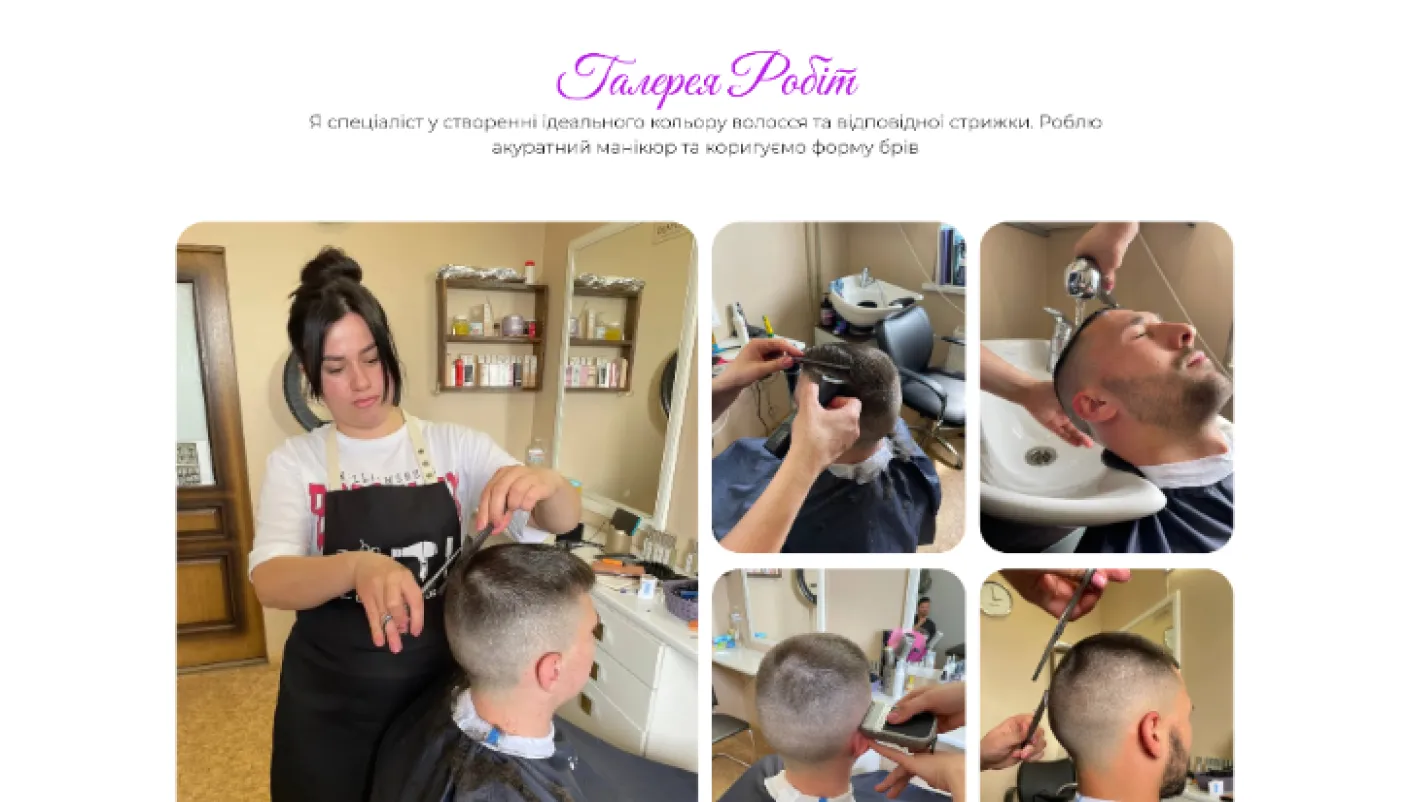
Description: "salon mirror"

(552, 222), (697, 529)
(1119, 591), (1182, 664)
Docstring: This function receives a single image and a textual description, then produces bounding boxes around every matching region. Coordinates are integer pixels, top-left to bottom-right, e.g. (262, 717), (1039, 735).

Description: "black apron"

(271, 415), (462, 802)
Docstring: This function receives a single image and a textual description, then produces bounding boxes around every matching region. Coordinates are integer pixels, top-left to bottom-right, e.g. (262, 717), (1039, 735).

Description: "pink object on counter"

(887, 628), (928, 662)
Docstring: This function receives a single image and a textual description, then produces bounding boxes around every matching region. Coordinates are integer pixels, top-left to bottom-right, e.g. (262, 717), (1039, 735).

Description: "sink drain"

(1025, 446), (1058, 466)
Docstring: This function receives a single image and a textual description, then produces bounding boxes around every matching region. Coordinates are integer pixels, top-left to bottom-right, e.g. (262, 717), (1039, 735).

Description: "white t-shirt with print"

(249, 420), (547, 574)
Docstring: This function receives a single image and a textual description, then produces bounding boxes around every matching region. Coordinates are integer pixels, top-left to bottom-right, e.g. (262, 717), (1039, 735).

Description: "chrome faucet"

(860, 266), (875, 287)
(1063, 257), (1119, 327)
(1044, 307), (1073, 374)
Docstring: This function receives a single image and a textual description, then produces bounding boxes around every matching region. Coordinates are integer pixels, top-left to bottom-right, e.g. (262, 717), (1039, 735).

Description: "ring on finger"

(380, 613), (394, 631)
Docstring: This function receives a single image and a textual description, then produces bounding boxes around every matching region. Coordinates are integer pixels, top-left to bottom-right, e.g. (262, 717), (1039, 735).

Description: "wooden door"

(177, 244), (266, 669)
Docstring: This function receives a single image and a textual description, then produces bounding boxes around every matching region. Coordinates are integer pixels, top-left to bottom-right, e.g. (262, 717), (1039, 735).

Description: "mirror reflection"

(557, 223), (694, 519)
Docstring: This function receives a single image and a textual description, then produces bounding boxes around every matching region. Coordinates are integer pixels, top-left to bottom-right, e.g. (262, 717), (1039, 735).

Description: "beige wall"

(979, 570), (1233, 802)
(744, 572), (815, 646)
(711, 223), (812, 451)
(558, 224), (693, 515)
(978, 224), (1051, 340)
(1168, 569), (1234, 761)
(180, 222), (696, 663)
(824, 570), (909, 663)
(1098, 570), (1171, 632)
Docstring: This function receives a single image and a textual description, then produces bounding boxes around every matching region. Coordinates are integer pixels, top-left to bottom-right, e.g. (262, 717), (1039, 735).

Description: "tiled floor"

(176, 662), (279, 802)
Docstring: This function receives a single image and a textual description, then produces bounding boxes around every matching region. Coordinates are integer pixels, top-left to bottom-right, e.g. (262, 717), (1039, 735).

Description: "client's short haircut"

(444, 543), (596, 691)
(755, 633), (872, 766)
(1051, 307), (1115, 438)
(1048, 631), (1182, 768)
(802, 343), (901, 445)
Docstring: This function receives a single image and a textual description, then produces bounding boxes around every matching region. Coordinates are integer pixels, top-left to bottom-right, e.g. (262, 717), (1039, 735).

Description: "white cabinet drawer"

(585, 642), (653, 729)
(559, 682), (645, 756)
(593, 600), (664, 688)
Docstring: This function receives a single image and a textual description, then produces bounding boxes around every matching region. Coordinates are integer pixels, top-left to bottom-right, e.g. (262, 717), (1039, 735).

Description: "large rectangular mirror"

(551, 222), (697, 528)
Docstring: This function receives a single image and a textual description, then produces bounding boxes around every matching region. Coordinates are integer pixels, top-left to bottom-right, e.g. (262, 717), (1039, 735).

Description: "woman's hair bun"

(299, 247), (363, 290)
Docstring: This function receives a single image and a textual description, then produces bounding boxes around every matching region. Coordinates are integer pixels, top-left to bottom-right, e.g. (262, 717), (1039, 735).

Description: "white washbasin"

(980, 338), (1167, 527)
(829, 274), (923, 328)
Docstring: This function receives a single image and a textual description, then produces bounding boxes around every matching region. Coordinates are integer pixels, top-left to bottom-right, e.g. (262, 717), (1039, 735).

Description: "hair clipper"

(859, 700), (939, 752)
(764, 374), (851, 459)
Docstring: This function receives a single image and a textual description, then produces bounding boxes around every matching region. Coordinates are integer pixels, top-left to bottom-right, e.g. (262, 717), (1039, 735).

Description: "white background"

(2, 0), (1407, 799)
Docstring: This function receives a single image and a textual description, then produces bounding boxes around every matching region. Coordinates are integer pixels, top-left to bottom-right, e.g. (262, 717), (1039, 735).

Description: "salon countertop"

(592, 582), (699, 658)
(711, 646), (765, 675)
(564, 543), (699, 658)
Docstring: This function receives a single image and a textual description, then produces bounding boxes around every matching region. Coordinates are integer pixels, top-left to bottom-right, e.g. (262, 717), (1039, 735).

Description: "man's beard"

(1158, 729), (1190, 798)
(1104, 351), (1233, 433)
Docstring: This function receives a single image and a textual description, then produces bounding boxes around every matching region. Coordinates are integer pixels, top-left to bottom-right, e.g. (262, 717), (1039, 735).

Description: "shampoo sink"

(979, 338), (1167, 527)
(829, 273), (923, 329)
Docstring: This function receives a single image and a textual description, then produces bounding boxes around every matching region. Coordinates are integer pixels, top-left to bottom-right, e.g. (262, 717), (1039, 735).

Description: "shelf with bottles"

(562, 355), (631, 393)
(443, 353), (540, 392)
(568, 283), (642, 394)
(436, 270), (547, 393)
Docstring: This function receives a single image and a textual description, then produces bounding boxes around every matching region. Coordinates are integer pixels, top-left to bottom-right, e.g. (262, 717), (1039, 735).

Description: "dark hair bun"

(299, 247), (363, 290)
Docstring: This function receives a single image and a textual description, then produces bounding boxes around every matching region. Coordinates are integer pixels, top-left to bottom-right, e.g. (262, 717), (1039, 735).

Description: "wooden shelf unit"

(567, 282), (642, 393)
(436, 278), (548, 392)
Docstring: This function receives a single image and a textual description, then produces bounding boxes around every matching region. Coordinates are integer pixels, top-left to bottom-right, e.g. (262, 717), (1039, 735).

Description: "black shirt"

(915, 618), (937, 647)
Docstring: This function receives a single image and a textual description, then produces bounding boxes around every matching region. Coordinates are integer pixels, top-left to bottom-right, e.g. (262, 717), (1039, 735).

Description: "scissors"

(1031, 568), (1096, 682)
(422, 521), (496, 598)
(795, 357), (852, 372)
(1021, 689), (1049, 749)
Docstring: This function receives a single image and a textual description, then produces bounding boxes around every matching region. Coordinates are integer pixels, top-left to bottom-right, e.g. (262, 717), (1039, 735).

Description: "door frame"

(177, 244), (267, 669)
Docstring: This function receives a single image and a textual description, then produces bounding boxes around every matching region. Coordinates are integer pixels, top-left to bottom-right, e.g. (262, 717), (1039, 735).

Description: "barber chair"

(1003, 758), (1077, 802)
(875, 306), (966, 469)
(711, 688), (755, 768)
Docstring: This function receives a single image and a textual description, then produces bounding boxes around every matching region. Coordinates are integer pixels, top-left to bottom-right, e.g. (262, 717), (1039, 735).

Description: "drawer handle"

(579, 692), (593, 716)
(593, 622), (604, 641)
(590, 662), (600, 681)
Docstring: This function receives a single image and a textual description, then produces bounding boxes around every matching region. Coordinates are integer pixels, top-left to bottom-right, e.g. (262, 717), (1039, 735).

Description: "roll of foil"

(436, 265), (525, 282)
(575, 273), (645, 292)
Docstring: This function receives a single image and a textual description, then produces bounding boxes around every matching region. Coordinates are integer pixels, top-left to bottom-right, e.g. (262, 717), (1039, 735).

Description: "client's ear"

(1136, 710), (1164, 759)
(533, 652), (564, 692)
(1072, 389), (1115, 427)
(847, 729), (870, 758)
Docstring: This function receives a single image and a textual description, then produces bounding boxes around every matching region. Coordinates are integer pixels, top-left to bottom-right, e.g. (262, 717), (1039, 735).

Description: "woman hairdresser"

(248, 247), (581, 802)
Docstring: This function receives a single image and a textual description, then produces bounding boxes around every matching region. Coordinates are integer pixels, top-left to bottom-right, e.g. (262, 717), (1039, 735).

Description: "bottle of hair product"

(524, 260), (536, 283)
(454, 355), (464, 387)
(820, 295), (835, 327)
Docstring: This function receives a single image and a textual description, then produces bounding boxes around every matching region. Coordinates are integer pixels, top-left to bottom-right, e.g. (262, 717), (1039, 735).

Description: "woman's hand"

(886, 682), (966, 733)
(981, 714), (1047, 771)
(350, 552), (424, 653)
(1073, 222), (1140, 291)
(476, 465), (567, 535)
(1000, 569), (1131, 622)
(714, 338), (804, 393)
(866, 745), (965, 802)
(785, 377), (862, 475)
(1018, 380), (1095, 448)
